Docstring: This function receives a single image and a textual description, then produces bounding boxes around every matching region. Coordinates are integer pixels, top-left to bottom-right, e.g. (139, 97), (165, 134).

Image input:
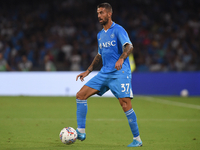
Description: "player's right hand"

(115, 58), (124, 70)
(76, 70), (90, 82)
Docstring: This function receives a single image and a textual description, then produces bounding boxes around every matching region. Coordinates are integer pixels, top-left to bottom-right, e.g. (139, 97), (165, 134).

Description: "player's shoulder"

(112, 23), (127, 34)
(113, 23), (125, 30)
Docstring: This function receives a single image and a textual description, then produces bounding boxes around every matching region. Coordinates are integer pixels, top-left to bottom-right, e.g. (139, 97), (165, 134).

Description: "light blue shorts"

(85, 72), (133, 99)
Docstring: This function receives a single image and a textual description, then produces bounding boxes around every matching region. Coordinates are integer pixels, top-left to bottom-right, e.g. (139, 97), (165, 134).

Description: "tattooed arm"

(76, 54), (102, 81)
(115, 43), (133, 70)
(87, 54), (102, 73)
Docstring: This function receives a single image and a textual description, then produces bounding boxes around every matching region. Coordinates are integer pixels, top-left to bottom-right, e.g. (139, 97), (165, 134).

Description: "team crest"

(110, 33), (115, 38)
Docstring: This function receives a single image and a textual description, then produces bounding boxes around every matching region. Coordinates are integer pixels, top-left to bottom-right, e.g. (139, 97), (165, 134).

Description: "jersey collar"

(103, 22), (116, 32)
(110, 22), (115, 28)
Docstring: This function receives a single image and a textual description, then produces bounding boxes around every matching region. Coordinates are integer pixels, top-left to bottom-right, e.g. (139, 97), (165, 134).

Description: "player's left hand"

(115, 58), (124, 70)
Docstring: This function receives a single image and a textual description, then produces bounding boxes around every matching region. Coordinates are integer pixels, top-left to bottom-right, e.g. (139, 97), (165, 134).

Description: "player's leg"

(109, 78), (142, 147)
(118, 98), (142, 147)
(76, 85), (99, 141)
(76, 85), (99, 100)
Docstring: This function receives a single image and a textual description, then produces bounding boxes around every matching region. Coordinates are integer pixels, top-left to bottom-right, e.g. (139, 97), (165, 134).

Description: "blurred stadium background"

(0, 0), (200, 96)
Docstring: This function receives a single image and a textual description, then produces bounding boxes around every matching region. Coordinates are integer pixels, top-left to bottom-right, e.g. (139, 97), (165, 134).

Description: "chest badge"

(110, 33), (115, 38)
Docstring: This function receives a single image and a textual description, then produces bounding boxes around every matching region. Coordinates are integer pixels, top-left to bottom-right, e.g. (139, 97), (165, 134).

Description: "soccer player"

(75, 3), (142, 147)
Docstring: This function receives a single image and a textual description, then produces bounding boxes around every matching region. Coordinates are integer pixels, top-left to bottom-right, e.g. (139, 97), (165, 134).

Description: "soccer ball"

(180, 89), (189, 97)
(59, 127), (77, 144)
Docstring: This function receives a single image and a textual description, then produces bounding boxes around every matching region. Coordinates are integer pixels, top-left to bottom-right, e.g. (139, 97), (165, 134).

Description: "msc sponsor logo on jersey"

(99, 40), (116, 49)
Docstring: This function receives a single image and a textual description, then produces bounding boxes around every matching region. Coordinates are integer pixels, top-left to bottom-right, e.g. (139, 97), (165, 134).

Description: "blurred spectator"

(0, 52), (11, 71)
(70, 50), (81, 71)
(18, 55), (32, 71)
(174, 56), (185, 71)
(44, 55), (56, 71)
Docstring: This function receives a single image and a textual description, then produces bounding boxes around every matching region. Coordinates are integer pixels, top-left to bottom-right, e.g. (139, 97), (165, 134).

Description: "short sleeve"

(116, 26), (132, 47)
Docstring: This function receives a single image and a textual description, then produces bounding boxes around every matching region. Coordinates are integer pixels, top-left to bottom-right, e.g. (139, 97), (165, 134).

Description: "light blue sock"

(76, 99), (88, 128)
(125, 108), (139, 137)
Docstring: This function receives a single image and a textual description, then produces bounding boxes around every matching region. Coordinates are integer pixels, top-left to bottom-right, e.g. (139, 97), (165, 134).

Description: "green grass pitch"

(0, 96), (200, 150)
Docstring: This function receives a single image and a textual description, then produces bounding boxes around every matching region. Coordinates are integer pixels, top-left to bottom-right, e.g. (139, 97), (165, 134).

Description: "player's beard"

(99, 17), (109, 26)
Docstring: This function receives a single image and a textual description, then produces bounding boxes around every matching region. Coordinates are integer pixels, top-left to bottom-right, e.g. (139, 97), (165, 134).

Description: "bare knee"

(121, 102), (127, 110)
(119, 98), (132, 112)
(76, 85), (99, 100)
(121, 102), (129, 112)
(76, 90), (87, 100)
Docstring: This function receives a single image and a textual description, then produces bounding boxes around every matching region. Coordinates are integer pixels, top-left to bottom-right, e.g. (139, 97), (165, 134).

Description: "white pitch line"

(136, 96), (200, 110)
(1, 118), (200, 122)
(87, 118), (200, 122)
(138, 119), (200, 122)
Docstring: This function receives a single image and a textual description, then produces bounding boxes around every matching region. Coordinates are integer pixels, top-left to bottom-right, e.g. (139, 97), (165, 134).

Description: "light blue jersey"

(85, 22), (133, 99)
(97, 22), (132, 77)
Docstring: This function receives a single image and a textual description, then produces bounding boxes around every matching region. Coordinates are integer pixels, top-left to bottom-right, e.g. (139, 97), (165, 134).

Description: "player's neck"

(103, 20), (113, 31)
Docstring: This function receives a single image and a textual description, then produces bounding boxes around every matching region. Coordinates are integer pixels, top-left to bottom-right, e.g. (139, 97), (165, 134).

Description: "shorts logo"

(110, 33), (115, 38)
(126, 91), (129, 94)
